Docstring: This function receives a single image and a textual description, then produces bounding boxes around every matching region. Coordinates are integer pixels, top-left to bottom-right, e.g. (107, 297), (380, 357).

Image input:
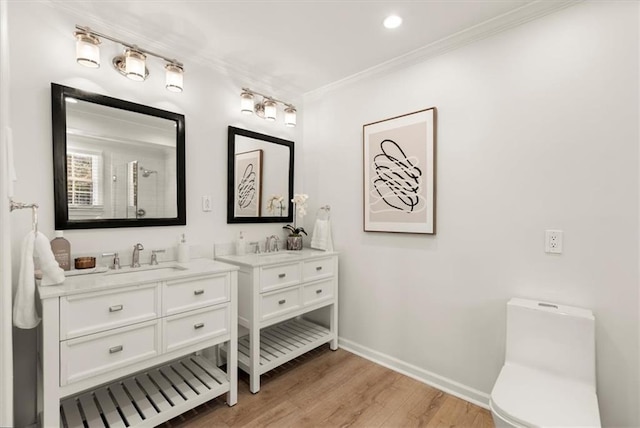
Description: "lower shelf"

(59, 354), (229, 428)
(238, 318), (333, 374)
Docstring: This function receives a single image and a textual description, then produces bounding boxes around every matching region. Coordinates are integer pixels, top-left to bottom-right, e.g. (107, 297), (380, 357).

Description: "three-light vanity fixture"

(74, 25), (184, 92)
(240, 88), (296, 127)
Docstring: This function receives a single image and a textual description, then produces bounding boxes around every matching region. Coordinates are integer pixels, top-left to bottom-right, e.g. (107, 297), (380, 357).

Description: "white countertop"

(215, 248), (337, 267)
(37, 258), (239, 300)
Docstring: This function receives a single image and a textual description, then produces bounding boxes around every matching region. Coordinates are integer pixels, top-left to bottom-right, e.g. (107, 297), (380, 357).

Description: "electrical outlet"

(202, 196), (212, 212)
(545, 230), (563, 254)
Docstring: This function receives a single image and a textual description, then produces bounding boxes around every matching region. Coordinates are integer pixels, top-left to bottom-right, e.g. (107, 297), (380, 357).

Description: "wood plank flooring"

(162, 345), (494, 427)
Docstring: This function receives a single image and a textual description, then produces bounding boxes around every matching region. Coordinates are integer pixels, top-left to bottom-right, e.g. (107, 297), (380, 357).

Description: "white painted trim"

(338, 337), (491, 410)
(0, 0), (14, 425)
(305, 0), (582, 100)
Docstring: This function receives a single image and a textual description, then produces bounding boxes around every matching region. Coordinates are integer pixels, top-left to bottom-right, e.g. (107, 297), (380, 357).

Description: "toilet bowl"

(490, 298), (601, 427)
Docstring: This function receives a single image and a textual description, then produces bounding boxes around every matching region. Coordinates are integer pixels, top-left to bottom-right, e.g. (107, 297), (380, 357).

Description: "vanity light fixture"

(74, 30), (101, 68)
(284, 105), (297, 127)
(240, 87), (297, 127)
(73, 25), (184, 92)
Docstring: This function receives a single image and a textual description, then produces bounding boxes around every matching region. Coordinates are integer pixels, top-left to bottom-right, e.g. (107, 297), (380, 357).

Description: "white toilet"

(490, 298), (601, 427)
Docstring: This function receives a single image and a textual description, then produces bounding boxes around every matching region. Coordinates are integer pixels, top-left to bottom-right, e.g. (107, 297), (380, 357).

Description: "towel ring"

(9, 199), (39, 234)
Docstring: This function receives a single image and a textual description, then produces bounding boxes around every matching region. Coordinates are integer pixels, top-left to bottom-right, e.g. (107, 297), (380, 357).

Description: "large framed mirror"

(51, 83), (186, 229)
(227, 126), (294, 223)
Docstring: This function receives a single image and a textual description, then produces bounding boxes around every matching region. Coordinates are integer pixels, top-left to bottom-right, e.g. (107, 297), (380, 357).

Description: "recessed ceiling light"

(383, 15), (402, 29)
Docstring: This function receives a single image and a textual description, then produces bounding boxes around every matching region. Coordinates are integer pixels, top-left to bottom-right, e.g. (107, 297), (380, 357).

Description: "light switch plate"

(202, 196), (212, 212)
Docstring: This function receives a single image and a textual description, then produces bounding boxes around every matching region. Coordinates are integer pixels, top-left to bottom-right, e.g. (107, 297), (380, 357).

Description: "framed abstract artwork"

(234, 149), (263, 217)
(363, 107), (437, 234)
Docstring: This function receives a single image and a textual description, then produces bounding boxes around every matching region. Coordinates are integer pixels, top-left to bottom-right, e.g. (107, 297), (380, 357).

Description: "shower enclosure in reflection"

(119, 160), (166, 219)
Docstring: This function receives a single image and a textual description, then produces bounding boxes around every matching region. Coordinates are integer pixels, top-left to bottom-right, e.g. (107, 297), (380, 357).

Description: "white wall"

(7, 3), (302, 426)
(303, 2), (639, 426)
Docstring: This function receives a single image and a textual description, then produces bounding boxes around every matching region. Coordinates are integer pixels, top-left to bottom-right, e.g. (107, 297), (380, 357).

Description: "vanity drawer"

(302, 279), (334, 306)
(302, 257), (334, 281)
(60, 284), (160, 340)
(259, 262), (301, 292)
(163, 273), (230, 316)
(261, 287), (301, 321)
(60, 320), (160, 386)
(163, 305), (230, 353)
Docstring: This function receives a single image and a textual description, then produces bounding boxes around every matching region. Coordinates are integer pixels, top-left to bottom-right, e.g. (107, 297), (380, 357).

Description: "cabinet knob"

(194, 289), (205, 296)
(109, 304), (123, 312)
(316, 289), (323, 294)
(194, 323), (205, 329)
(278, 299), (286, 305)
(278, 273), (286, 278)
(316, 266), (323, 271)
(109, 345), (123, 354)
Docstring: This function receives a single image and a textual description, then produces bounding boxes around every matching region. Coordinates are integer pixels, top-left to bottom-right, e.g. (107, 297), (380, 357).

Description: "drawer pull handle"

(109, 345), (123, 354)
(278, 273), (286, 278)
(316, 289), (323, 294)
(109, 305), (123, 312)
(194, 323), (205, 329)
(194, 289), (205, 295)
(316, 266), (323, 271)
(278, 299), (286, 305)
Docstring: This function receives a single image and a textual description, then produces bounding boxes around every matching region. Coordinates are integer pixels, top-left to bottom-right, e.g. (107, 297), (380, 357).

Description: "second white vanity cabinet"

(217, 249), (338, 393)
(37, 259), (238, 428)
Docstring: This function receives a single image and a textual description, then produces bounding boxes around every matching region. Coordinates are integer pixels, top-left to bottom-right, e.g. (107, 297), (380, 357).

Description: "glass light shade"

(264, 99), (277, 121)
(165, 64), (184, 92)
(240, 91), (254, 114)
(124, 49), (146, 81)
(284, 106), (297, 127)
(75, 33), (100, 68)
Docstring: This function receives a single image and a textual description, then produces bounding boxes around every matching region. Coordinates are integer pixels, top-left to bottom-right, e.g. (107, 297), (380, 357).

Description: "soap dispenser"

(236, 231), (246, 256)
(177, 233), (190, 263)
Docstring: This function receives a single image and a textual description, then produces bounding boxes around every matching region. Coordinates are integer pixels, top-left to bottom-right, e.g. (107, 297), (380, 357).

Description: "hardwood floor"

(162, 345), (494, 427)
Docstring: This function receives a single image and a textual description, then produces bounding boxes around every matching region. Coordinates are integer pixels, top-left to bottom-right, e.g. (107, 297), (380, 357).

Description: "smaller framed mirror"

(227, 126), (294, 223)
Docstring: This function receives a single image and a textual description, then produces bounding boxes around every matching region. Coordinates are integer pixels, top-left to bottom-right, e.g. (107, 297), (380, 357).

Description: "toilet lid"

(491, 363), (601, 427)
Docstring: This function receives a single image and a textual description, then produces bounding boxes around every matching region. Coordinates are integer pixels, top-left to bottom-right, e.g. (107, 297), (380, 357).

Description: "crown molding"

(304, 0), (582, 102)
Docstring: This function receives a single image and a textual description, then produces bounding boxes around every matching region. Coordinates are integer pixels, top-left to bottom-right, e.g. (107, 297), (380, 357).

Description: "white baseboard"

(338, 337), (491, 410)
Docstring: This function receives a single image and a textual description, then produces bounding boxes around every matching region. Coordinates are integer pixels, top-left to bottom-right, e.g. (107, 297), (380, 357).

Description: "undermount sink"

(105, 263), (188, 276)
(256, 251), (301, 260)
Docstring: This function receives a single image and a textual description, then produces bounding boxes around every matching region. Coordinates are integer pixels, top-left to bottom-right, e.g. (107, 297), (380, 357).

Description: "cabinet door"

(259, 262), (301, 292)
(60, 284), (160, 340)
(60, 320), (160, 386)
(302, 257), (335, 281)
(163, 273), (230, 316)
(163, 305), (230, 353)
(260, 287), (301, 321)
(302, 279), (334, 306)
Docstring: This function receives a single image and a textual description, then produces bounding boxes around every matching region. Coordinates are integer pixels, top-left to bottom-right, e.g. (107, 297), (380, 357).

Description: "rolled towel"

(34, 232), (65, 286)
(13, 232), (40, 329)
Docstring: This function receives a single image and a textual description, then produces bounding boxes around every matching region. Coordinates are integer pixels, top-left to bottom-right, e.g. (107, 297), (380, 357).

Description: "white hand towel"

(311, 219), (334, 251)
(13, 232), (40, 329)
(34, 232), (65, 286)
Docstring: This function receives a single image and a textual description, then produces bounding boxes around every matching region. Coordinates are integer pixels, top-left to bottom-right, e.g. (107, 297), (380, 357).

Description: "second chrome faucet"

(131, 243), (144, 268)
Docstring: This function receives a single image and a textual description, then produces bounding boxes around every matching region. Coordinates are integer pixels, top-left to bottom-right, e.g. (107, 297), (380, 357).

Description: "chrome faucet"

(101, 252), (120, 270)
(150, 249), (165, 265)
(131, 243), (144, 268)
(265, 235), (280, 253)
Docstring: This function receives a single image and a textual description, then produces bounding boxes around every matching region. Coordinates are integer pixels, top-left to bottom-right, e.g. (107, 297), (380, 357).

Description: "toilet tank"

(505, 298), (596, 387)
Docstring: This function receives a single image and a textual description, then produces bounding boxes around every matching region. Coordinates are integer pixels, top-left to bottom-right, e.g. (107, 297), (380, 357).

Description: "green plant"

(283, 224), (307, 236)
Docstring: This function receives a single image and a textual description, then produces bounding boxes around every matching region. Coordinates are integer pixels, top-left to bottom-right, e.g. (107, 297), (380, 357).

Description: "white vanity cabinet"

(37, 259), (238, 428)
(217, 249), (338, 393)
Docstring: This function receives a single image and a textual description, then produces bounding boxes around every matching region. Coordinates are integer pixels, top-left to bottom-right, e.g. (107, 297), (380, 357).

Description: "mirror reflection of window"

(66, 150), (103, 219)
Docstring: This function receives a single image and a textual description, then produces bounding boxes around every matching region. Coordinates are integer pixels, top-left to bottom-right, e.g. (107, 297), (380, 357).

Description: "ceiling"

(49, 0), (577, 96)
